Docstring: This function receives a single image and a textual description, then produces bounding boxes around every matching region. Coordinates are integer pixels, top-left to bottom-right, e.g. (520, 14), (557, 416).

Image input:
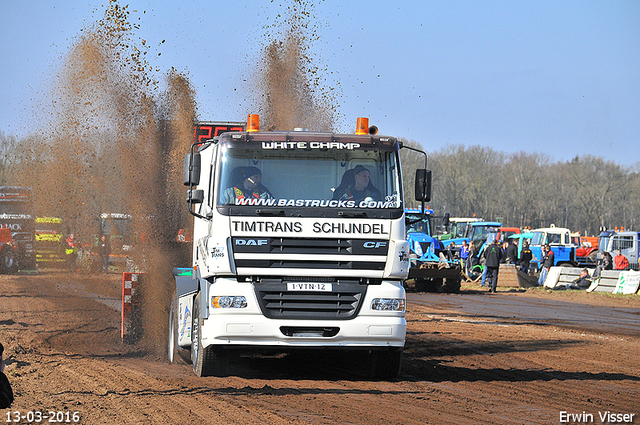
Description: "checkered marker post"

(121, 272), (144, 342)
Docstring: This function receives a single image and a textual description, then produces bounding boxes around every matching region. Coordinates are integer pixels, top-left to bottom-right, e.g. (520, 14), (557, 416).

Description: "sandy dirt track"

(1, 272), (639, 424)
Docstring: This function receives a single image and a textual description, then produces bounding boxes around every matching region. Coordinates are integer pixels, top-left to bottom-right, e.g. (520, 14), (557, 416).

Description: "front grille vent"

(254, 278), (367, 320)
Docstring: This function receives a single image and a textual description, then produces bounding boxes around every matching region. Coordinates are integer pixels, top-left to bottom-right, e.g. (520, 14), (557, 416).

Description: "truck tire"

(366, 348), (403, 380)
(0, 247), (16, 274)
(440, 277), (461, 293)
(415, 278), (438, 292)
(191, 292), (228, 377)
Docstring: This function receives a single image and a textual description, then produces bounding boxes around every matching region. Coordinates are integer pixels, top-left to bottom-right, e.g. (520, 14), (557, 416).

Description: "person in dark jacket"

(519, 241), (533, 274)
(0, 342), (14, 409)
(602, 252), (613, 270)
(505, 239), (518, 265)
(484, 239), (504, 292)
(593, 251), (614, 278)
(570, 268), (592, 289)
(333, 165), (382, 204)
(99, 235), (110, 273)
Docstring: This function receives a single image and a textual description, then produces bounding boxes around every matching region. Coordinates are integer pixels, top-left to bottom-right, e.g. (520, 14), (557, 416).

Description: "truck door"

(611, 235), (635, 268)
(548, 232), (570, 264)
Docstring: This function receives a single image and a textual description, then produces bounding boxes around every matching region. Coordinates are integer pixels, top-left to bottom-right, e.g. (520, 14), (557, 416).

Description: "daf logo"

(363, 241), (387, 249)
(235, 239), (268, 246)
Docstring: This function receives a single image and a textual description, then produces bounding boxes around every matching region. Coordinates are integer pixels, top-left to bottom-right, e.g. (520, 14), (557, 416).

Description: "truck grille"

(253, 278), (367, 320)
(232, 237), (388, 271)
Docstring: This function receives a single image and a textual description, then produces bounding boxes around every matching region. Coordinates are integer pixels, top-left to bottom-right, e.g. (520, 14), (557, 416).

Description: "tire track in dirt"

(2, 273), (640, 424)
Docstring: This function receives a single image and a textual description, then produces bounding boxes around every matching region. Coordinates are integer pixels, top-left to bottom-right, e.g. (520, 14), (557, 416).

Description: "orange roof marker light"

(247, 114), (260, 132)
(355, 117), (379, 135)
(355, 117), (369, 135)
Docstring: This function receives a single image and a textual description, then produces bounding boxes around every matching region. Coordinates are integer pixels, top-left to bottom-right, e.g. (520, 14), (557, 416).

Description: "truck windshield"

(406, 214), (431, 235)
(470, 226), (500, 243)
(531, 232), (544, 245)
(216, 144), (402, 211)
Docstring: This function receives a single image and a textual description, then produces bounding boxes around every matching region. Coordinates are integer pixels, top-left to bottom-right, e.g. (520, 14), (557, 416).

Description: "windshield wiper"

(338, 211), (368, 218)
(256, 209), (285, 216)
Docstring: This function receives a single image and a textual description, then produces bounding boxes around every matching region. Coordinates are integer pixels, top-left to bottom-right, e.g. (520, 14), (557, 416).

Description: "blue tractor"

(405, 208), (461, 293)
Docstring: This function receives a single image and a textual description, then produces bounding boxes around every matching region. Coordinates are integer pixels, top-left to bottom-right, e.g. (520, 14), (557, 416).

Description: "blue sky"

(1, 0), (638, 166)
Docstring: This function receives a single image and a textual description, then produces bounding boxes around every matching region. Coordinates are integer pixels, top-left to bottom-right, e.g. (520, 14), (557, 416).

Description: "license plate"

(287, 282), (333, 291)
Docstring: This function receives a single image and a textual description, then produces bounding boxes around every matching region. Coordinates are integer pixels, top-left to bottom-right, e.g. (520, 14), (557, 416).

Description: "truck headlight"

(212, 296), (247, 308)
(371, 298), (405, 312)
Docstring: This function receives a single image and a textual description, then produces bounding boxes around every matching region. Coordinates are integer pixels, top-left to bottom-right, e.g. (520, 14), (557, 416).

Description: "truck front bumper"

(196, 279), (407, 349)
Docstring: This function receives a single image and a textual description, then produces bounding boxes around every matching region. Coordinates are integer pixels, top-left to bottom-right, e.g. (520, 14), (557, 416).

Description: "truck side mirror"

(187, 189), (204, 205)
(415, 169), (432, 202)
(443, 212), (450, 227)
(183, 153), (201, 186)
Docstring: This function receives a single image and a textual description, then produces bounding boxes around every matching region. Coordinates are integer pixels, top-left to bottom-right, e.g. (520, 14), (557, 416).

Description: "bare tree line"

(2, 132), (637, 238)
(400, 139), (640, 236)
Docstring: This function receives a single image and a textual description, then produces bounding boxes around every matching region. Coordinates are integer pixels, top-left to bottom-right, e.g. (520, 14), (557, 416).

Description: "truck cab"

(405, 207), (439, 261)
(0, 186), (36, 270)
(496, 227), (521, 244)
(448, 221), (502, 256)
(603, 231), (639, 270)
(171, 116), (431, 379)
(438, 217), (482, 242)
(529, 226), (577, 269)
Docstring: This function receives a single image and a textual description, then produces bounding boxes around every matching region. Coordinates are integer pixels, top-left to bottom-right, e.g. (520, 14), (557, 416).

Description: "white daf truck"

(168, 115), (431, 379)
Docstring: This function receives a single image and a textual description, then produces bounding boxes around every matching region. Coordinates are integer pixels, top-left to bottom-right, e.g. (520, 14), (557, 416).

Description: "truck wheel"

(366, 348), (403, 380)
(415, 278), (437, 292)
(439, 277), (461, 293)
(0, 247), (16, 274)
(414, 278), (427, 292)
(191, 293), (228, 377)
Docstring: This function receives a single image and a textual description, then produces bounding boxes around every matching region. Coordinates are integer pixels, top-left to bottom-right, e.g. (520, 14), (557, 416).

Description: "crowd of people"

(450, 236), (632, 292)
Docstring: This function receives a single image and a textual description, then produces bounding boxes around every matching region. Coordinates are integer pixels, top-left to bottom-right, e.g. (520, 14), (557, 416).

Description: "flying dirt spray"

(249, 0), (342, 132)
(10, 1), (195, 354)
(10, 0), (341, 356)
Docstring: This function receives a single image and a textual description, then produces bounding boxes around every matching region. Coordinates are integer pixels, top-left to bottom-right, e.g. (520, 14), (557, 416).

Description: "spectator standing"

(64, 233), (79, 272)
(501, 242), (509, 263)
(505, 239), (518, 265)
(519, 241), (532, 274)
(484, 239), (504, 292)
(538, 244), (555, 286)
(99, 235), (110, 273)
(460, 240), (470, 278)
(614, 249), (629, 270)
(468, 241), (478, 270)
